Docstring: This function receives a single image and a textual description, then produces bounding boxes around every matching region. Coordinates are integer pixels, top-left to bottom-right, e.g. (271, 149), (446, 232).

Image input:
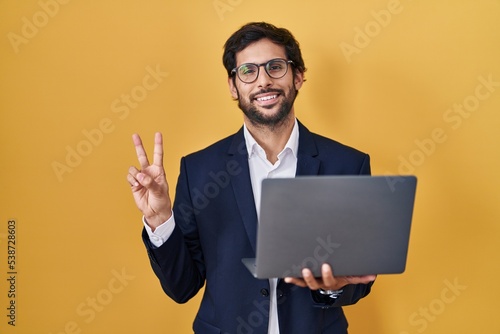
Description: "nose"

(255, 65), (273, 88)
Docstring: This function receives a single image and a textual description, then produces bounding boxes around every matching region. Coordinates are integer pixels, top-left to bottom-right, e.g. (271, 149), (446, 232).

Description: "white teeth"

(257, 95), (277, 101)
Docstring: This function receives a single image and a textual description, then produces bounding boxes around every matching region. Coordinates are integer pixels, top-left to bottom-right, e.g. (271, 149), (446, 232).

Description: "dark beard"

(237, 87), (297, 128)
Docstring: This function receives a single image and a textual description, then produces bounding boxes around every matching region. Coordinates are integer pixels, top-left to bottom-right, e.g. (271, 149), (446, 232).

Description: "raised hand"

(127, 132), (172, 230)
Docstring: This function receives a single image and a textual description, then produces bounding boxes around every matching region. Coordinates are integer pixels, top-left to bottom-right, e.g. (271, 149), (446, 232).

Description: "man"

(127, 22), (376, 334)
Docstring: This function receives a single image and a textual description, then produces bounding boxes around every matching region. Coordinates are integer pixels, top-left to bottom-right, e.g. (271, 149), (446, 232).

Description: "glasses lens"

(265, 59), (288, 79)
(237, 64), (258, 83)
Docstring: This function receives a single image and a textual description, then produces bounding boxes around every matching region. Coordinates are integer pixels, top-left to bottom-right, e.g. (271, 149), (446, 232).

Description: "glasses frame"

(231, 58), (294, 84)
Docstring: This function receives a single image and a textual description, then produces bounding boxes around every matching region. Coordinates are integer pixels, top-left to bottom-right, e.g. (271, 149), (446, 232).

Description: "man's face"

(228, 38), (304, 128)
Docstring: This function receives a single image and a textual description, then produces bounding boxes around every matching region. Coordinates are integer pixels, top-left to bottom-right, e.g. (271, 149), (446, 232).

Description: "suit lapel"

(227, 128), (259, 254)
(296, 121), (321, 176)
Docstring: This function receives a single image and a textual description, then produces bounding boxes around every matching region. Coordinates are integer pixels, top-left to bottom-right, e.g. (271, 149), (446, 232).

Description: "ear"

(293, 70), (304, 91)
(228, 77), (239, 99)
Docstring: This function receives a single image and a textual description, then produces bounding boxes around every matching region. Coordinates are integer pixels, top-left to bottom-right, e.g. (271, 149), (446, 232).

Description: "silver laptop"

(242, 175), (417, 278)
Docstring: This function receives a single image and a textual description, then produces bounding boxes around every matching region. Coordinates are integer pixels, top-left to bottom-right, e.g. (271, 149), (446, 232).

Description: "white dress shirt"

(243, 119), (299, 334)
(144, 119), (299, 334)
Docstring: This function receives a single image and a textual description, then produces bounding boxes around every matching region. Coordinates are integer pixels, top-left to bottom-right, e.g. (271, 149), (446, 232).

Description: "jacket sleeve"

(142, 157), (206, 304)
(310, 280), (374, 308)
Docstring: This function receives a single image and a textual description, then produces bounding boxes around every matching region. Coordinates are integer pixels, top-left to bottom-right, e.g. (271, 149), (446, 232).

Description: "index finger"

(132, 133), (150, 170)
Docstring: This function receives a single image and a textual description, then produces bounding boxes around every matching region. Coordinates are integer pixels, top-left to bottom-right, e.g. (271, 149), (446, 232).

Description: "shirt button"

(260, 288), (269, 297)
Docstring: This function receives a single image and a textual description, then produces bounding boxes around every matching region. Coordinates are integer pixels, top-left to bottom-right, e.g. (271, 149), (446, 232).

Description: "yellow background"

(1, 0), (499, 333)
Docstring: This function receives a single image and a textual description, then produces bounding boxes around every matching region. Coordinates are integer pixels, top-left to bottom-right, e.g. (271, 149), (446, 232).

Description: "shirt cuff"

(143, 212), (175, 248)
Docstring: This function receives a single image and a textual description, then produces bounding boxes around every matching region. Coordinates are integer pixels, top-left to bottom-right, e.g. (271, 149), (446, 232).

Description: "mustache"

(249, 88), (284, 100)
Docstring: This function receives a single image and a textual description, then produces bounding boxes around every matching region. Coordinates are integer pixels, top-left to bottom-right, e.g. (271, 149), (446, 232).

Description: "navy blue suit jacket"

(142, 121), (373, 334)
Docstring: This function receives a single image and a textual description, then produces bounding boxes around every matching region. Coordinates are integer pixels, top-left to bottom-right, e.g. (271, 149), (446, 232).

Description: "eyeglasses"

(231, 58), (294, 84)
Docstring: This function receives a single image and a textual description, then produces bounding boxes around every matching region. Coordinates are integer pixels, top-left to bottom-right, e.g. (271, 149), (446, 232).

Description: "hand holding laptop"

(284, 263), (377, 291)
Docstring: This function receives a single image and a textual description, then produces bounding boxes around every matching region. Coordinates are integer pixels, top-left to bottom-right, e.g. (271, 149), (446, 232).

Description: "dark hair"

(222, 22), (307, 78)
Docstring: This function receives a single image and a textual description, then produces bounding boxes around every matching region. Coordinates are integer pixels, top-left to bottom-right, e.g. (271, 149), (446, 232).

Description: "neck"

(245, 113), (295, 164)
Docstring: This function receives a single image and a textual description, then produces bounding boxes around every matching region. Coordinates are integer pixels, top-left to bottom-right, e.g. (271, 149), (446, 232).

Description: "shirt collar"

(243, 119), (299, 159)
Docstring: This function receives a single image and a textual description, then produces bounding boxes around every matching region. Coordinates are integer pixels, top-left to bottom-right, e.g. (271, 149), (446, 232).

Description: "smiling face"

(228, 38), (304, 128)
